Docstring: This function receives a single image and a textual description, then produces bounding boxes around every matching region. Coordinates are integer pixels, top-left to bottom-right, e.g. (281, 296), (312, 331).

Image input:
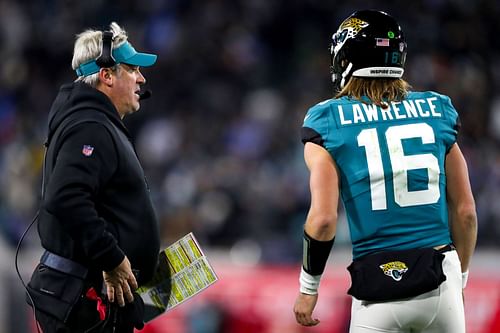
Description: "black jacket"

(38, 82), (160, 285)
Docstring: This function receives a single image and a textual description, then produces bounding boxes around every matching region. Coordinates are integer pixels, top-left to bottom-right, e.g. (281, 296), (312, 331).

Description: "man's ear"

(98, 68), (114, 87)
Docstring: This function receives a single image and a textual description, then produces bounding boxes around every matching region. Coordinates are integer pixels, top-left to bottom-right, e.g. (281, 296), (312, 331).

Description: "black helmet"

(330, 10), (407, 91)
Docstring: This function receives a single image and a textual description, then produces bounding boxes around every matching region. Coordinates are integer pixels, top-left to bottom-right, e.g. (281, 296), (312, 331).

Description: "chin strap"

(340, 62), (353, 89)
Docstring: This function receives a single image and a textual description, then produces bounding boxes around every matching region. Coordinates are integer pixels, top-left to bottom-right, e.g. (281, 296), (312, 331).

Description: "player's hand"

(102, 256), (138, 307)
(293, 292), (320, 326)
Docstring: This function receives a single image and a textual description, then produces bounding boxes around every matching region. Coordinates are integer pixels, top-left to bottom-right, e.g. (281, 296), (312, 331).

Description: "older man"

(26, 22), (160, 333)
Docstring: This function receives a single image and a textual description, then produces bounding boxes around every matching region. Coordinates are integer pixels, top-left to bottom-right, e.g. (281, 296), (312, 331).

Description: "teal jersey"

(302, 91), (459, 259)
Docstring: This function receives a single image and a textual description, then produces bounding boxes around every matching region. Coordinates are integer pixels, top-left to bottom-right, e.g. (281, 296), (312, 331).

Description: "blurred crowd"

(1, 0), (499, 263)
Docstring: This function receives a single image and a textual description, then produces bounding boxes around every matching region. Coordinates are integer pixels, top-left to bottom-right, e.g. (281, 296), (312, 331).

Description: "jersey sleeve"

(301, 103), (331, 147)
(438, 93), (460, 152)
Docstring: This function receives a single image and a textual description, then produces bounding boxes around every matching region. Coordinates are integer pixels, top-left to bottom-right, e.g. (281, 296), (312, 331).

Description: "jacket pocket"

(26, 263), (85, 323)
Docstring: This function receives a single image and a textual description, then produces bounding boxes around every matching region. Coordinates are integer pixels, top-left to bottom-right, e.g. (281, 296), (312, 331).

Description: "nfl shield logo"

(82, 145), (94, 157)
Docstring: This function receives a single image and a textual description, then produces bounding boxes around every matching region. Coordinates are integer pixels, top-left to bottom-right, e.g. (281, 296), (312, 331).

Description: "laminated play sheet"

(137, 232), (218, 322)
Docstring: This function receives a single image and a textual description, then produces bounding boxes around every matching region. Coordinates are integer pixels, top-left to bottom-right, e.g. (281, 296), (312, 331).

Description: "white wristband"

(299, 267), (322, 295)
(462, 270), (469, 289)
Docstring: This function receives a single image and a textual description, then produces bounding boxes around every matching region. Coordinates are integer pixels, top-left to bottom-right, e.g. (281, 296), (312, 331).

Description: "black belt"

(40, 251), (88, 279)
(437, 244), (456, 253)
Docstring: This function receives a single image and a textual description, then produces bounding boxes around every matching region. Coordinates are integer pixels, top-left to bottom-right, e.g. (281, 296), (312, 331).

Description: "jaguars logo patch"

(331, 18), (369, 56)
(339, 17), (369, 36)
(379, 261), (408, 281)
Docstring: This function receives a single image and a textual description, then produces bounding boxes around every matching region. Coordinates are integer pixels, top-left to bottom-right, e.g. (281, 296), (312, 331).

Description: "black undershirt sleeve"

(301, 127), (325, 147)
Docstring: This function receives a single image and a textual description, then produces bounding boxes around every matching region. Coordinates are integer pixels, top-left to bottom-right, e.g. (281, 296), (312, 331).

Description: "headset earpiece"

(95, 31), (116, 68)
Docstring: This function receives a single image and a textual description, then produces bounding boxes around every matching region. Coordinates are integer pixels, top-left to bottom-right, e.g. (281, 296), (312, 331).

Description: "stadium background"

(1, 0), (499, 332)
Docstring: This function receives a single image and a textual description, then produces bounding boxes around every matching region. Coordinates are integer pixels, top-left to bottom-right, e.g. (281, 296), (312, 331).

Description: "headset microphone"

(139, 89), (152, 100)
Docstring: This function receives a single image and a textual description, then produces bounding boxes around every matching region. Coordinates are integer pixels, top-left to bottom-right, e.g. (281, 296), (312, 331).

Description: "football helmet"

(330, 10), (407, 91)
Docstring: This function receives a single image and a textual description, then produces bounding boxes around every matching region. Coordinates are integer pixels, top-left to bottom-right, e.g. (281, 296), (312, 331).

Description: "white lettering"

(363, 104), (379, 122)
(392, 101), (406, 119)
(427, 97), (441, 117)
(402, 100), (418, 118)
(415, 99), (430, 117)
(353, 104), (366, 123)
(338, 105), (352, 125)
(337, 98), (441, 126)
(380, 106), (394, 121)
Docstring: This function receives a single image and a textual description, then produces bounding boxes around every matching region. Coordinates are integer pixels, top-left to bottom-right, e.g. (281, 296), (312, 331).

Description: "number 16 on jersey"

(357, 123), (440, 211)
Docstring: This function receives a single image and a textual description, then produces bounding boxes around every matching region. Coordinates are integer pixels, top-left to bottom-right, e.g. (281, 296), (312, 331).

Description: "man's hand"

(103, 256), (138, 307)
(293, 292), (320, 326)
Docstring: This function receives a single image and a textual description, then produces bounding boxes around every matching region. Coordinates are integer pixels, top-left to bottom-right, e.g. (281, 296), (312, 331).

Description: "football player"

(293, 10), (477, 333)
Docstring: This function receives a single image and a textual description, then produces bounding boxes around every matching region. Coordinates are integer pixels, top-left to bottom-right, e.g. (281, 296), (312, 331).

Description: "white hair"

(72, 22), (128, 87)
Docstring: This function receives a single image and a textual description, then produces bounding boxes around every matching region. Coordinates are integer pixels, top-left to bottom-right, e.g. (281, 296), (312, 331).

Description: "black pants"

(35, 297), (135, 333)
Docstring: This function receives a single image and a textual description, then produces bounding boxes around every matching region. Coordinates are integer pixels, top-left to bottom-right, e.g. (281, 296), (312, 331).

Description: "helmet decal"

(331, 18), (369, 57)
(329, 10), (407, 91)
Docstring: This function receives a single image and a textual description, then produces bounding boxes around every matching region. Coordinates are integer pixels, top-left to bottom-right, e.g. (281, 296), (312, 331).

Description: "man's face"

(111, 63), (146, 118)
